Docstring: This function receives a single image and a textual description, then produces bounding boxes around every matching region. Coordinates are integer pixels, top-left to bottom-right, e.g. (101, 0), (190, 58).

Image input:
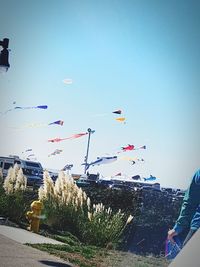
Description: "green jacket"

(173, 169), (200, 234)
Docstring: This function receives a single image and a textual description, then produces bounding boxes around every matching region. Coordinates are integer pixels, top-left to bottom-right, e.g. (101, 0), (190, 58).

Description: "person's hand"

(168, 229), (178, 243)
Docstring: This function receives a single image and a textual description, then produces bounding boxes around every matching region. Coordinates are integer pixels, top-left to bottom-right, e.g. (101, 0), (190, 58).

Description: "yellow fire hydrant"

(26, 200), (43, 233)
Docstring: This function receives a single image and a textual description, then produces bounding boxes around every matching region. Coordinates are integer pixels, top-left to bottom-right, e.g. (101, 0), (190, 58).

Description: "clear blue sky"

(0, 0), (199, 189)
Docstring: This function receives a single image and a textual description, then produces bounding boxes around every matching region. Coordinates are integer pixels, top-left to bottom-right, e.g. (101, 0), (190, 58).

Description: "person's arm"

(168, 170), (200, 240)
(174, 170), (200, 233)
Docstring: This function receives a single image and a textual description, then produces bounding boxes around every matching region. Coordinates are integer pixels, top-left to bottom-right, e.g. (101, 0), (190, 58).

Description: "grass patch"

(28, 226), (168, 267)
(28, 243), (107, 267)
(28, 243), (168, 267)
(27, 232), (108, 267)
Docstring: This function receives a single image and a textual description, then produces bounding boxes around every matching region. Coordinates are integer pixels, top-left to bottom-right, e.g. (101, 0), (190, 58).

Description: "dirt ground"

(100, 250), (169, 267)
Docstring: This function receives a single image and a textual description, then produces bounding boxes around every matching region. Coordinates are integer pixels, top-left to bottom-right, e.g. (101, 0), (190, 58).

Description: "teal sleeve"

(173, 170), (200, 234)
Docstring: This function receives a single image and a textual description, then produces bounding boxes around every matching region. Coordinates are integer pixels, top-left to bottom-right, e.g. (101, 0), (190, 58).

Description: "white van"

(0, 155), (43, 186)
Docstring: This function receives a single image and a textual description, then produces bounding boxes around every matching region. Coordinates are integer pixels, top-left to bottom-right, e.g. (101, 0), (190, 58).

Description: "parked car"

(76, 177), (91, 187)
(0, 155), (43, 186)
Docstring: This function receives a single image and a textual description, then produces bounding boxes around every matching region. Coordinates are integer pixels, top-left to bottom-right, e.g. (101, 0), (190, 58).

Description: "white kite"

(63, 78), (73, 85)
(82, 156), (117, 170)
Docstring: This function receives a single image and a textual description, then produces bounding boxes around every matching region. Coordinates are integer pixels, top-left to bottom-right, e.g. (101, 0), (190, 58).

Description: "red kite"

(121, 144), (135, 152)
(48, 132), (92, 143)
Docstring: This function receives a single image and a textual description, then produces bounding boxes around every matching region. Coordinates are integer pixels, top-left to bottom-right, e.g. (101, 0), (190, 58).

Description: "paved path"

(0, 225), (63, 244)
(0, 225), (74, 267)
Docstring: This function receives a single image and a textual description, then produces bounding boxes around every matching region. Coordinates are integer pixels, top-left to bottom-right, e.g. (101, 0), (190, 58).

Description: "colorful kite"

(116, 144), (146, 154)
(115, 117), (126, 123)
(3, 105), (48, 114)
(114, 172), (122, 176)
(20, 120), (64, 129)
(143, 175), (156, 182)
(92, 109), (123, 120)
(48, 120), (64, 126)
(137, 158), (145, 162)
(138, 145), (146, 150)
(130, 158), (145, 165)
(26, 154), (37, 161)
(61, 164), (73, 171)
(48, 149), (63, 157)
(23, 149), (33, 152)
(48, 131), (92, 143)
(48, 138), (63, 143)
(112, 109), (122, 114)
(21, 149), (37, 161)
(121, 144), (135, 152)
(63, 78), (73, 84)
(27, 154), (35, 157)
(120, 156), (145, 165)
(22, 149), (33, 155)
(26, 157), (37, 161)
(15, 105), (48, 110)
(123, 145), (146, 151)
(132, 175), (141, 180)
(82, 156), (117, 170)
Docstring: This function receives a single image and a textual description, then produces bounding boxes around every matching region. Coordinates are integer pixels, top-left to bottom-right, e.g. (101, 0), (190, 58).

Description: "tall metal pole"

(84, 128), (93, 174)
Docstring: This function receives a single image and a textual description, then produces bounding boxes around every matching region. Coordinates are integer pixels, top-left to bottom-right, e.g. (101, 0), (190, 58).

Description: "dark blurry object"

(0, 38), (10, 72)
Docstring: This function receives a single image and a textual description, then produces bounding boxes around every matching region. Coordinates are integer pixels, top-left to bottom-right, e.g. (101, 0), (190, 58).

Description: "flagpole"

(84, 128), (93, 174)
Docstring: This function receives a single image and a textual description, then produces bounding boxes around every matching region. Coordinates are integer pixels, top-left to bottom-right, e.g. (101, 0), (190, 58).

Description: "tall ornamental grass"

(39, 171), (133, 247)
(83, 204), (134, 247)
(0, 164), (28, 223)
(3, 164), (27, 193)
(38, 170), (87, 234)
(0, 168), (3, 185)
